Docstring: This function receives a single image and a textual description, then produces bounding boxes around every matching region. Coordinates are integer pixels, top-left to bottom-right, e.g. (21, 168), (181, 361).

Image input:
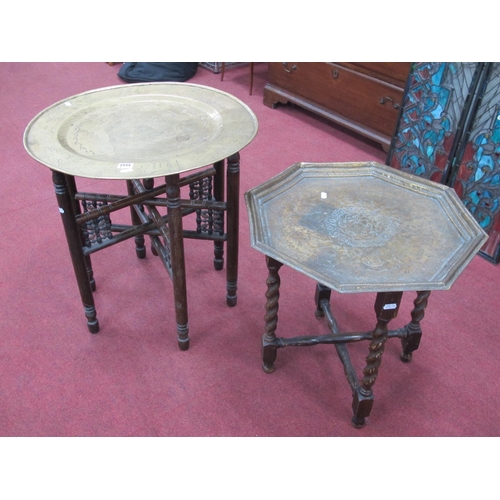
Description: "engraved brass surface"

(245, 162), (488, 293)
(24, 82), (258, 180)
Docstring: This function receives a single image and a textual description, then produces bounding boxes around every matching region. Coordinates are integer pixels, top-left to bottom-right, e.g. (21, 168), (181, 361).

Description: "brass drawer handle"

(282, 62), (297, 73)
(380, 97), (400, 110)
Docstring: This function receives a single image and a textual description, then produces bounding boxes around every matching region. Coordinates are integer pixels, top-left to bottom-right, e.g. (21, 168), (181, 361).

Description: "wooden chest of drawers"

(264, 62), (411, 150)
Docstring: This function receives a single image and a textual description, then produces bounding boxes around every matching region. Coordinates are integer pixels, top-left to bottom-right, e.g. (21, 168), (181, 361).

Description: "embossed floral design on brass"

(323, 203), (399, 249)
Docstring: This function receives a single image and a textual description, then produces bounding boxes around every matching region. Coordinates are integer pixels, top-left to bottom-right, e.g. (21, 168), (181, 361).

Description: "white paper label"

(59, 207), (65, 213)
(383, 303), (398, 310)
(321, 192), (327, 199)
(117, 163), (134, 173)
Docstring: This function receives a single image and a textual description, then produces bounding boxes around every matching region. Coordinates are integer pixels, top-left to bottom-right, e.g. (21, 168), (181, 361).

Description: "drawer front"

(268, 62), (333, 103)
(268, 62), (404, 136)
(339, 62), (411, 87)
(328, 63), (404, 136)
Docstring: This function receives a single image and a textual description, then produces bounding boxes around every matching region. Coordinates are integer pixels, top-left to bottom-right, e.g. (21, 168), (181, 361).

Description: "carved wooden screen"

(387, 62), (500, 264)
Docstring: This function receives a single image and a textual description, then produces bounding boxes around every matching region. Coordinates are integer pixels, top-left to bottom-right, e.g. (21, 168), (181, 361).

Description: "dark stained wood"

(126, 179), (146, 259)
(260, 259), (420, 428)
(340, 62), (410, 87)
(400, 290), (431, 362)
(52, 170), (99, 334)
(212, 159), (225, 271)
(262, 256), (283, 374)
(264, 62), (411, 149)
(49, 157), (241, 350)
(225, 153), (240, 307)
(166, 174), (190, 351)
(352, 291), (403, 428)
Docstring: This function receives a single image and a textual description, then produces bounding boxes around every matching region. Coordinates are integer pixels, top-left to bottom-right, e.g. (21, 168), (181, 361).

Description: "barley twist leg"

(401, 290), (431, 362)
(262, 256), (283, 373)
(352, 291), (403, 428)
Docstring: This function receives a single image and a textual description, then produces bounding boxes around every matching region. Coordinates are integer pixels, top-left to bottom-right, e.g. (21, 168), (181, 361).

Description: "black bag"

(118, 62), (198, 83)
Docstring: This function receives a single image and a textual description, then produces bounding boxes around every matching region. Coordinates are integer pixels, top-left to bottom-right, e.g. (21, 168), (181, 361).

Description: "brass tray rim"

(245, 161), (488, 293)
(23, 82), (259, 180)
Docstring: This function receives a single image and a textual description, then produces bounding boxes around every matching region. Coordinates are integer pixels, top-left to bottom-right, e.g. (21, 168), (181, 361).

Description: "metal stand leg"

(226, 152), (240, 307)
(52, 170), (99, 334)
(166, 174), (190, 351)
(262, 256), (283, 373)
(352, 291), (403, 428)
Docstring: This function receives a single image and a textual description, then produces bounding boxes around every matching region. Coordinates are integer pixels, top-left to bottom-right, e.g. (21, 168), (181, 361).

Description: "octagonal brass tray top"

(245, 162), (488, 293)
(24, 82), (258, 180)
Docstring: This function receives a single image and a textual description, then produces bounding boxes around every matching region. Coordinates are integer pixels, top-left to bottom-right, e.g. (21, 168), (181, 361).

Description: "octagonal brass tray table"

(245, 161), (487, 427)
(24, 82), (258, 350)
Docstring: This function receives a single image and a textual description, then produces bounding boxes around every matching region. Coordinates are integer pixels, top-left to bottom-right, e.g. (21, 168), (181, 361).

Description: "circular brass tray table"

(245, 161), (487, 427)
(24, 82), (258, 350)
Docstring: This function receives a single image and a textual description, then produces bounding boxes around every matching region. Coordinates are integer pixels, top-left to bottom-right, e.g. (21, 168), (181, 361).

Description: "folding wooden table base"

(24, 82), (258, 351)
(51, 153), (240, 351)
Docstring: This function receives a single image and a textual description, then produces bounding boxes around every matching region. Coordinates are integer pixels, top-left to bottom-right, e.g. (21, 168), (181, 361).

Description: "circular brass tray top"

(245, 162), (488, 293)
(24, 82), (258, 180)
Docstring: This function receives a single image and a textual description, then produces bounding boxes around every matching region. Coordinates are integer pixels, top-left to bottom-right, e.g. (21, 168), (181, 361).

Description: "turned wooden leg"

(65, 174), (96, 292)
(400, 290), (431, 362)
(352, 291), (403, 428)
(225, 152), (240, 307)
(166, 174), (190, 351)
(127, 179), (147, 259)
(52, 170), (99, 334)
(262, 256), (283, 373)
(213, 159), (225, 271)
